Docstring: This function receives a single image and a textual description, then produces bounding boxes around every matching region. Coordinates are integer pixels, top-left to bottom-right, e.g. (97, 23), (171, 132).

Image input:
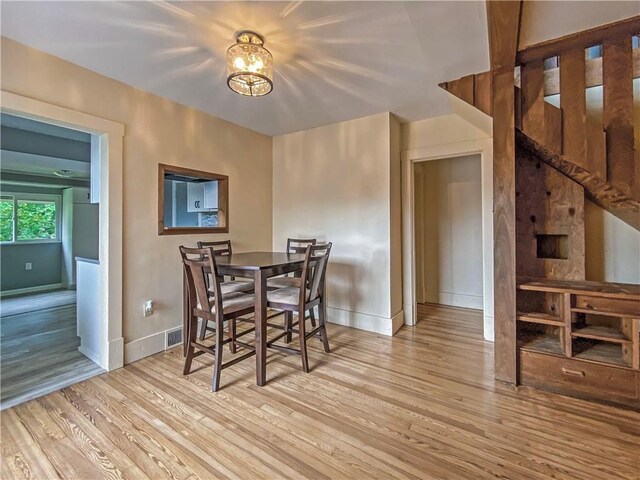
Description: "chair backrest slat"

(197, 240), (232, 256)
(286, 238), (316, 254)
(299, 243), (332, 304)
(179, 246), (223, 317)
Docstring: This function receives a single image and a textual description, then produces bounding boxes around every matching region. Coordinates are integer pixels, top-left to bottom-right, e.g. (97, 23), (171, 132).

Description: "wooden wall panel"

(474, 72), (492, 116)
(447, 75), (475, 106)
(586, 122), (607, 181)
(520, 60), (545, 145)
(603, 36), (635, 198)
(515, 149), (585, 281)
(543, 103), (562, 154)
(560, 49), (587, 170)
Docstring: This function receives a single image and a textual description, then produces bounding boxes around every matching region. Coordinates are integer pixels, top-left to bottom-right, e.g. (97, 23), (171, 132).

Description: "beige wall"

(520, 1), (640, 48)
(272, 113), (403, 335)
(414, 155), (483, 310)
(1, 38), (273, 353)
(402, 114), (491, 151)
(585, 200), (640, 284)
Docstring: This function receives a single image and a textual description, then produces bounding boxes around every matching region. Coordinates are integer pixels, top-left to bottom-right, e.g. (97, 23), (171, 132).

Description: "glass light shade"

(226, 31), (273, 97)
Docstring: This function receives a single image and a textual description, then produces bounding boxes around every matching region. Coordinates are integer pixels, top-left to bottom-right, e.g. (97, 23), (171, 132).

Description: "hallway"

(1, 290), (103, 410)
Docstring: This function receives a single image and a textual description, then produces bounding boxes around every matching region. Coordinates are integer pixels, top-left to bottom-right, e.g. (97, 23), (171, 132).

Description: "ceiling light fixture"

(226, 30), (273, 97)
(53, 169), (76, 178)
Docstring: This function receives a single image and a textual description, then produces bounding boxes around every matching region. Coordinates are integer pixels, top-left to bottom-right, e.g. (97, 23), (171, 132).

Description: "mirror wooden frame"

(158, 163), (229, 235)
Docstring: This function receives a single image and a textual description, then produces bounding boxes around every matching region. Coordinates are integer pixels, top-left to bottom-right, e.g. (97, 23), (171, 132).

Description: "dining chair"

(267, 238), (317, 289)
(197, 240), (253, 294)
(180, 246), (256, 391)
(267, 238), (317, 329)
(197, 240), (254, 345)
(266, 243), (332, 373)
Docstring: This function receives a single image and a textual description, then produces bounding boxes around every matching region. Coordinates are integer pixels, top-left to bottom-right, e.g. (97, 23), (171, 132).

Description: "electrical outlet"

(144, 300), (154, 317)
(25, 262), (32, 271)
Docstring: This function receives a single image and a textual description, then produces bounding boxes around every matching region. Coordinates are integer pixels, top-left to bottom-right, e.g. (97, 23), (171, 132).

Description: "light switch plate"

(25, 262), (32, 271)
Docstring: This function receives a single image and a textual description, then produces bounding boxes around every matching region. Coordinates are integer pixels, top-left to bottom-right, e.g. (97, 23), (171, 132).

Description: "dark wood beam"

(487, 0), (522, 385)
(517, 130), (640, 231)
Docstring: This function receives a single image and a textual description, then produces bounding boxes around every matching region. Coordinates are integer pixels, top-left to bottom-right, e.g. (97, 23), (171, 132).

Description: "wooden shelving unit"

(516, 278), (640, 408)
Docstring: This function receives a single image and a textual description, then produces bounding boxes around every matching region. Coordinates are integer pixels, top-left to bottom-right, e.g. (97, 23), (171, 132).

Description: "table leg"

(254, 270), (267, 386)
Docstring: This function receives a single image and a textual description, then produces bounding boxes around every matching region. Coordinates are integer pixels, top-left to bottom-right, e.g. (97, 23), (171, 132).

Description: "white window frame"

(0, 192), (62, 244)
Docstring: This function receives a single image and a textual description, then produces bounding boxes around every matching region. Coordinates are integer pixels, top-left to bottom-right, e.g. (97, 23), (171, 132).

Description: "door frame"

(401, 137), (494, 341)
(1, 90), (125, 370)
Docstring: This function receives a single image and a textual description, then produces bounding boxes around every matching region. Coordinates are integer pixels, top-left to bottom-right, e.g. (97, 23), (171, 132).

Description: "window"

(0, 196), (14, 242)
(0, 193), (61, 243)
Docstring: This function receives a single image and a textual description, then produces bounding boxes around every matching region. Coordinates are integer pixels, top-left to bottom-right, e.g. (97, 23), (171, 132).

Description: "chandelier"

(226, 31), (273, 97)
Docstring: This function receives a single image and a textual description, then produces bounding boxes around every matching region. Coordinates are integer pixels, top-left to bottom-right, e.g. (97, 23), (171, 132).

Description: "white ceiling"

(1, 114), (91, 143)
(0, 1), (490, 136)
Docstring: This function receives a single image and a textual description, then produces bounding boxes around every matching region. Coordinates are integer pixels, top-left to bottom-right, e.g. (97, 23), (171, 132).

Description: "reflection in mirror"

(158, 164), (228, 235)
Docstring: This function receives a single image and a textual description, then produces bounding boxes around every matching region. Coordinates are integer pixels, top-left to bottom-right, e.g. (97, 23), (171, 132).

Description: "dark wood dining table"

(182, 251), (306, 386)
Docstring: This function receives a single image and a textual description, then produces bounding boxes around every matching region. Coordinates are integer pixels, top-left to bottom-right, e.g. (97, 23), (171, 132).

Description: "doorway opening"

(0, 91), (124, 408)
(0, 113), (103, 409)
(413, 154), (484, 334)
(401, 136), (493, 340)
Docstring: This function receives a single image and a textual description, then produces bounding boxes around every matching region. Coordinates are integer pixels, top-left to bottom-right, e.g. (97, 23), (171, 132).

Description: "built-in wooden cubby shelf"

(571, 325), (631, 344)
(516, 312), (563, 327)
(516, 278), (640, 409)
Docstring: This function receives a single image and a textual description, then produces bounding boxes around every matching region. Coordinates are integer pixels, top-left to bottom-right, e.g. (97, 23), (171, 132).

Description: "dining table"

(182, 251), (306, 386)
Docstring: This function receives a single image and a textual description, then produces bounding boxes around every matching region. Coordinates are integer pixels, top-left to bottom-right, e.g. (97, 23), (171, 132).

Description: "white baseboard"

(125, 330), (167, 365)
(124, 307), (406, 365)
(426, 290), (483, 310)
(108, 337), (124, 370)
(403, 303), (415, 326)
(0, 283), (63, 298)
(327, 306), (404, 336)
(391, 309), (404, 334)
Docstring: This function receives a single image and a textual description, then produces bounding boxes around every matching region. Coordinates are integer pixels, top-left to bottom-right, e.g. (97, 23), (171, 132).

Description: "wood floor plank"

(1, 300), (104, 410)
(1, 304), (638, 479)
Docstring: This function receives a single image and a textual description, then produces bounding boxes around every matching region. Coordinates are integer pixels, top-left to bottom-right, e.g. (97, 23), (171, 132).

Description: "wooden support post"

(562, 293), (572, 357)
(603, 36), (635, 198)
(487, 0), (522, 385)
(621, 318), (639, 369)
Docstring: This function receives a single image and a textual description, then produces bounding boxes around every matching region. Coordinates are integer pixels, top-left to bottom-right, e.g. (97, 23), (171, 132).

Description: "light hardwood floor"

(1, 294), (104, 410)
(1, 303), (639, 479)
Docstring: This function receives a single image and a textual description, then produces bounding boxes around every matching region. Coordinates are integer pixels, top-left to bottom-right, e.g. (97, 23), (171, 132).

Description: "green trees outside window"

(0, 197), (14, 242)
(17, 200), (57, 240)
(0, 196), (58, 242)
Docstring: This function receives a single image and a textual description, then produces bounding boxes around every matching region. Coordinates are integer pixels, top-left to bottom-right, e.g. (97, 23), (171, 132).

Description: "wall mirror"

(158, 164), (229, 235)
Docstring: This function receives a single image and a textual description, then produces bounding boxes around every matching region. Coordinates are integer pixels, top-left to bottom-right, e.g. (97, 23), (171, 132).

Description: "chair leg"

(284, 311), (293, 343)
(212, 318), (224, 392)
(310, 307), (317, 328)
(229, 318), (237, 354)
(183, 315), (198, 375)
(199, 318), (208, 340)
(319, 301), (330, 353)
(299, 309), (310, 373)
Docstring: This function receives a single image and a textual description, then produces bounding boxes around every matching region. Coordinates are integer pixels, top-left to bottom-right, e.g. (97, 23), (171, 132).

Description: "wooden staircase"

(443, 7), (640, 404)
(441, 17), (640, 231)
